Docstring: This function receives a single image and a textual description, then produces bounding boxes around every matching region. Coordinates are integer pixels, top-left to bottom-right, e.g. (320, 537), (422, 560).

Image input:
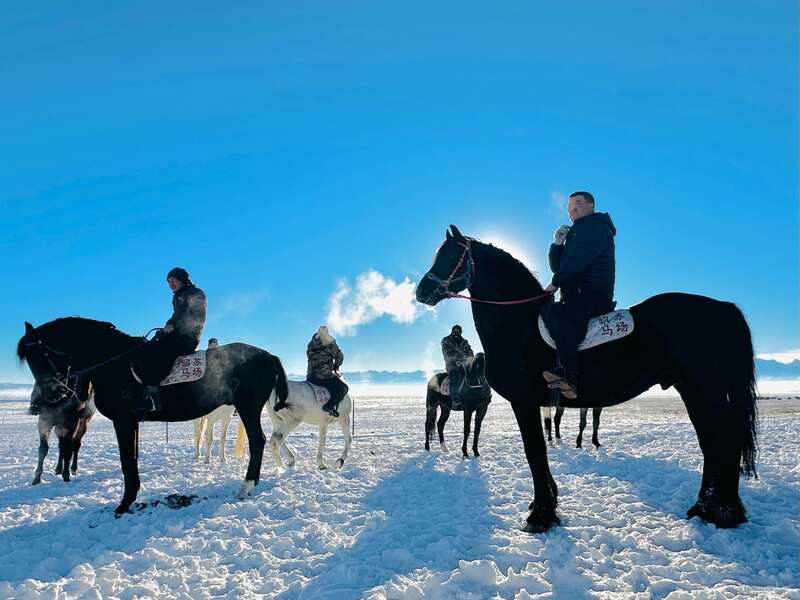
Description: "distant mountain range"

(289, 370), (429, 384)
(755, 359), (800, 379)
(4, 360), (799, 389)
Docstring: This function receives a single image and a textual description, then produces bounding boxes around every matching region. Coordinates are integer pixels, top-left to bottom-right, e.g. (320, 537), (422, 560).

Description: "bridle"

(425, 238), (554, 306)
(24, 329), (158, 401)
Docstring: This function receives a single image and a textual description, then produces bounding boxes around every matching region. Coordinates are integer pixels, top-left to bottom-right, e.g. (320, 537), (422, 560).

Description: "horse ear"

(446, 228), (453, 240)
(24, 322), (34, 335)
(449, 225), (465, 241)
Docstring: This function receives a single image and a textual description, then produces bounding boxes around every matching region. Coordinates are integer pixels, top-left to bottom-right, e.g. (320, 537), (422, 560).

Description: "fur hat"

(316, 326), (334, 344)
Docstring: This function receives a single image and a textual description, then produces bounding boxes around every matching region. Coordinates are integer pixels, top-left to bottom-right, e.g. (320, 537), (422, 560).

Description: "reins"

(430, 238), (555, 306)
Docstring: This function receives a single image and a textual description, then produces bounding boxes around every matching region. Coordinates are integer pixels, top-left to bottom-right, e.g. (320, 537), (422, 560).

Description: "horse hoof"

(686, 500), (747, 528)
(71, 467), (78, 475)
(319, 464), (328, 471)
(473, 451), (480, 458)
(31, 478), (41, 486)
(336, 458), (344, 468)
(593, 441), (601, 448)
(440, 443), (449, 453)
(524, 504), (560, 533)
(237, 480), (256, 500)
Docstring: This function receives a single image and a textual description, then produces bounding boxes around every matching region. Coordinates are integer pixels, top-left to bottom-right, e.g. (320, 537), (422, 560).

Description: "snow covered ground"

(0, 384), (798, 599)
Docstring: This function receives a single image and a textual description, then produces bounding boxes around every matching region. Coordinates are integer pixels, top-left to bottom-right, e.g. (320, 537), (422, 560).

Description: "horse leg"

(113, 419), (140, 514)
(336, 413), (351, 468)
(438, 406), (451, 452)
(317, 424), (329, 470)
(270, 429), (285, 468)
(237, 404), (267, 499)
(219, 413), (232, 464)
(591, 408), (602, 448)
(472, 403), (488, 457)
(577, 407), (587, 448)
(679, 384), (747, 527)
(461, 409), (472, 459)
(194, 417), (204, 461)
(56, 427), (74, 482)
(204, 419), (214, 464)
(511, 400), (559, 533)
(554, 405), (564, 441)
(425, 404), (437, 451)
(542, 407), (552, 444)
(32, 420), (51, 485)
(71, 418), (89, 475)
(234, 420), (248, 458)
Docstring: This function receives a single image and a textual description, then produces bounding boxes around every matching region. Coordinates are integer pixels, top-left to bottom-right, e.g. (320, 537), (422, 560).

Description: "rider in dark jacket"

(304, 326), (349, 417)
(134, 267), (207, 413)
(542, 192), (616, 398)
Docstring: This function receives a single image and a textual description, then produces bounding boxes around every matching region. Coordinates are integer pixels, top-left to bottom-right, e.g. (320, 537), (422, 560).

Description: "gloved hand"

(553, 225), (571, 245)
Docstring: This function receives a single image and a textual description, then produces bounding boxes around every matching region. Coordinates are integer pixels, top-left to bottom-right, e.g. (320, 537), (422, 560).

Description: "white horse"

(234, 380), (352, 470)
(194, 404), (236, 464)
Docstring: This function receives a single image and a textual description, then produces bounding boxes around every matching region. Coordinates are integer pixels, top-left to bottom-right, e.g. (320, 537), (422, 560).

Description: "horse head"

(416, 225), (473, 306)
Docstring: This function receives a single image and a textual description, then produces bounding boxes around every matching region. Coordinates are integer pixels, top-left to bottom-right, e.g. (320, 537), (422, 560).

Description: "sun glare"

(480, 232), (538, 272)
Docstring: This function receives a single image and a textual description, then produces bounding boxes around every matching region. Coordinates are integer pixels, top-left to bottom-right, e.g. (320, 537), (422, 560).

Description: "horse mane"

(17, 317), (140, 363)
(472, 238), (545, 294)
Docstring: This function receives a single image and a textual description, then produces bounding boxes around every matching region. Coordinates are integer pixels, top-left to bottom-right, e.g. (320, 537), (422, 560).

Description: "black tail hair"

(728, 303), (759, 478)
(273, 355), (289, 404)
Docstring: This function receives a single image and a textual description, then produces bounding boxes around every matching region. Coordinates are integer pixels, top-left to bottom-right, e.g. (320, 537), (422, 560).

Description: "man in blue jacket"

(542, 191), (616, 398)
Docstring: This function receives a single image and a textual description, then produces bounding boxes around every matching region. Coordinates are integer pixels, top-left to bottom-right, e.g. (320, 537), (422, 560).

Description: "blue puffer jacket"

(549, 212), (616, 305)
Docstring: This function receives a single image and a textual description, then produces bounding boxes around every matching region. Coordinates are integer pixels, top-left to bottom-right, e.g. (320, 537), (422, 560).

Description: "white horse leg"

(194, 417), (205, 461)
(270, 430), (285, 468)
(204, 418), (214, 464)
(336, 414), (351, 468)
(317, 423), (328, 470)
(281, 436), (296, 467)
(219, 411), (232, 463)
(234, 419), (248, 458)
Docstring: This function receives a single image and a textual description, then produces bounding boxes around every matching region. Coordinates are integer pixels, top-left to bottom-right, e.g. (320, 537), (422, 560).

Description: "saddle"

(131, 350), (207, 387)
(305, 381), (331, 405)
(538, 309), (634, 351)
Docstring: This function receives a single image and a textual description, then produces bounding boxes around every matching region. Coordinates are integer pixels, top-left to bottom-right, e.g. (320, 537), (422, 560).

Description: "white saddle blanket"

(160, 351), (207, 386)
(306, 382), (331, 404)
(538, 309), (634, 351)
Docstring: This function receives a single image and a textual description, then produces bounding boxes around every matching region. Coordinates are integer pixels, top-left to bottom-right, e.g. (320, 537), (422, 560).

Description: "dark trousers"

(307, 375), (349, 408)
(134, 333), (199, 385)
(543, 294), (613, 380)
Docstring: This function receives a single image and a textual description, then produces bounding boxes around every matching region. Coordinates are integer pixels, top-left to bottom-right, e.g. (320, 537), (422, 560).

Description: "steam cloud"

(326, 270), (429, 336)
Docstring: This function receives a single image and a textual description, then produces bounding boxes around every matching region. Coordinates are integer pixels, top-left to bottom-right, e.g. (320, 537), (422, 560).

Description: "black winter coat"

(167, 284), (207, 341)
(549, 212), (616, 306)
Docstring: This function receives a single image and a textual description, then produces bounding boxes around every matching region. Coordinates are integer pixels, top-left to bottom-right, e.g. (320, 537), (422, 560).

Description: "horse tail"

(726, 302), (759, 478)
(273, 355), (289, 405)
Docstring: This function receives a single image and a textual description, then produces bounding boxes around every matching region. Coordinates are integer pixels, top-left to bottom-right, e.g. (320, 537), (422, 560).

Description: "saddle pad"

(305, 382), (331, 404)
(538, 309), (634, 352)
(160, 351), (207, 386)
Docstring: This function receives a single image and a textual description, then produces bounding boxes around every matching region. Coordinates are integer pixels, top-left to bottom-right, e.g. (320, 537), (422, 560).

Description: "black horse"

(30, 381), (96, 485)
(416, 226), (758, 532)
(425, 354), (492, 458)
(542, 405), (603, 448)
(17, 318), (288, 514)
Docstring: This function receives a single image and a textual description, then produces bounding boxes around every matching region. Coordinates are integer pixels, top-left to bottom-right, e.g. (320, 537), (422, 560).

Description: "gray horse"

(30, 382), (95, 485)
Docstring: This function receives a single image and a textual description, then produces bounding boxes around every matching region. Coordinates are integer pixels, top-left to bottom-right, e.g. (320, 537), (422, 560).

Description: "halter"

(426, 238), (555, 306)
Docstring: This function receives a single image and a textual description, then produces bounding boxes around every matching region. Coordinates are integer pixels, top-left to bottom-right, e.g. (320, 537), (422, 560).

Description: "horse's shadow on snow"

(277, 453), (496, 599)
(0, 478), (249, 586)
(565, 449), (800, 580)
(278, 453), (592, 600)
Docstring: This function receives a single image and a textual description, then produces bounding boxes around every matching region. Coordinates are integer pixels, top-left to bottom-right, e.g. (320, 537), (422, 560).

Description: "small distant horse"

(234, 380), (353, 470)
(425, 354), (492, 458)
(542, 405), (603, 448)
(17, 318), (288, 514)
(30, 382), (96, 485)
(194, 405), (237, 464)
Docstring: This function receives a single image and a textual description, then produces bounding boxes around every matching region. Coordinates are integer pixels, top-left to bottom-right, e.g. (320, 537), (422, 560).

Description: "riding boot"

(321, 398), (339, 418)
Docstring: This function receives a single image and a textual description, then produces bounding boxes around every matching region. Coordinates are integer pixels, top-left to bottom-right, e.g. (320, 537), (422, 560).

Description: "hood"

(577, 212), (616, 236)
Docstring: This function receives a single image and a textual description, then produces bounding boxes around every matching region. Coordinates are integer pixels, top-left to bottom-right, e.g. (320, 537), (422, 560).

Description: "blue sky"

(1, 1), (797, 381)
